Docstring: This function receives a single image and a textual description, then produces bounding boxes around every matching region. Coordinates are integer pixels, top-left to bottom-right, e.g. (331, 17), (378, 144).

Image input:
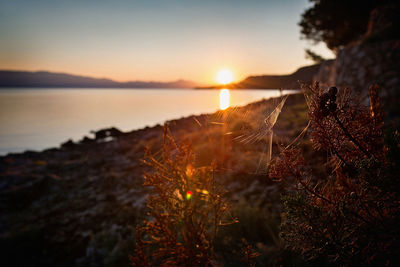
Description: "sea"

(0, 88), (291, 155)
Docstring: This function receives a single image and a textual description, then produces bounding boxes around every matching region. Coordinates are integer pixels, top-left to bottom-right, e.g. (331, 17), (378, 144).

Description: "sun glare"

(219, 89), (230, 110)
(216, 69), (234, 85)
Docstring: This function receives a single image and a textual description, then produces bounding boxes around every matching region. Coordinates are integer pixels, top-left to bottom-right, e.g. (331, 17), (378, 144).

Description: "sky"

(0, 0), (334, 84)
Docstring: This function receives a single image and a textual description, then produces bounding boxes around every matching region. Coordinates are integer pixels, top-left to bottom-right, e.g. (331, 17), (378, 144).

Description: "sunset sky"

(0, 0), (334, 84)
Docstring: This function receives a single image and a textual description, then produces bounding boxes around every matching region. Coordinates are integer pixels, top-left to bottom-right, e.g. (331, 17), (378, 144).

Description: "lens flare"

(186, 190), (193, 200)
(219, 89), (230, 110)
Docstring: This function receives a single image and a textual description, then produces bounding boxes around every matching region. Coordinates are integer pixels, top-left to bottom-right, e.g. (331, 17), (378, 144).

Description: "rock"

(314, 40), (400, 116)
(91, 127), (124, 141)
(80, 136), (95, 145)
(61, 139), (75, 149)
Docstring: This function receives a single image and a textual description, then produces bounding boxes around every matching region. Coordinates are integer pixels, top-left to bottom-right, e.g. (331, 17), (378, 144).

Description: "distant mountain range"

(0, 70), (198, 89)
(198, 62), (332, 89)
(0, 62), (329, 89)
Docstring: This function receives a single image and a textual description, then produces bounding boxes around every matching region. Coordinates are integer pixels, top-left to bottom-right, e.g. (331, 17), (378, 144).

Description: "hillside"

(200, 62), (333, 89)
(234, 62), (326, 89)
(0, 70), (198, 89)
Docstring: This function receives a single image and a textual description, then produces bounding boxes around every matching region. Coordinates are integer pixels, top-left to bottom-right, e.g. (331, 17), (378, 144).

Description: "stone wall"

(314, 40), (400, 115)
(315, 40), (400, 95)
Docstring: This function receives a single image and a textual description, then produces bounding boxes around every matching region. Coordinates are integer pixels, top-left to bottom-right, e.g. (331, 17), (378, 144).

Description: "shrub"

(270, 83), (400, 265)
(131, 125), (235, 266)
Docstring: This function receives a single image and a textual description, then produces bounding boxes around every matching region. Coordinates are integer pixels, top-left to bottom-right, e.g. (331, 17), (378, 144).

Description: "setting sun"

(219, 89), (230, 110)
(216, 69), (234, 85)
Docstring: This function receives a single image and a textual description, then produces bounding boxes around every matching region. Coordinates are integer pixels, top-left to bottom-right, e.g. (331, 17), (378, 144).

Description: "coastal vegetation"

(2, 80), (399, 266)
(129, 83), (399, 266)
(271, 84), (400, 265)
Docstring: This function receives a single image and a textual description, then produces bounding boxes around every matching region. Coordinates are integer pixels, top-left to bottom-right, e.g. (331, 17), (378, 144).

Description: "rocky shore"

(0, 93), (309, 266)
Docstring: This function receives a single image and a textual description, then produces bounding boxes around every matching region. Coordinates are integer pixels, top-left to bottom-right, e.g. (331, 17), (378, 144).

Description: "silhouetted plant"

(299, 0), (391, 50)
(131, 125), (234, 267)
(270, 83), (400, 265)
(305, 48), (325, 63)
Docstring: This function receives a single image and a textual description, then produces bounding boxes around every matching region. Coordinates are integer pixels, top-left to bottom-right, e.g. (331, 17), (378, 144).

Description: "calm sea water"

(0, 88), (289, 155)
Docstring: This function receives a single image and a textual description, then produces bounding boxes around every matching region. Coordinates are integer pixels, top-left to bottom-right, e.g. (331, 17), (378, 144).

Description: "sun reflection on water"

(219, 89), (230, 110)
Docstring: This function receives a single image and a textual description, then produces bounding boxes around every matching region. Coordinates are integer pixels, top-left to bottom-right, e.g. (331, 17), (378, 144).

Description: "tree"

(299, 0), (387, 51)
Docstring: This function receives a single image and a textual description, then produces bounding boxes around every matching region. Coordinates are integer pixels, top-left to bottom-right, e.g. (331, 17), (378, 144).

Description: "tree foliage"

(305, 49), (325, 63)
(299, 0), (389, 50)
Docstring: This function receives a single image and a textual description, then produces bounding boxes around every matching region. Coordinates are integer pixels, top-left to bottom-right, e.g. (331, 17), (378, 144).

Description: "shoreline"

(0, 90), (298, 157)
(0, 93), (308, 266)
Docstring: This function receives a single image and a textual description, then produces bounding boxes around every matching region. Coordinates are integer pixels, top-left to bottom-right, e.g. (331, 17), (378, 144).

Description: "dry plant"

(131, 125), (235, 267)
(239, 239), (262, 267)
(269, 83), (400, 266)
(234, 94), (289, 166)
